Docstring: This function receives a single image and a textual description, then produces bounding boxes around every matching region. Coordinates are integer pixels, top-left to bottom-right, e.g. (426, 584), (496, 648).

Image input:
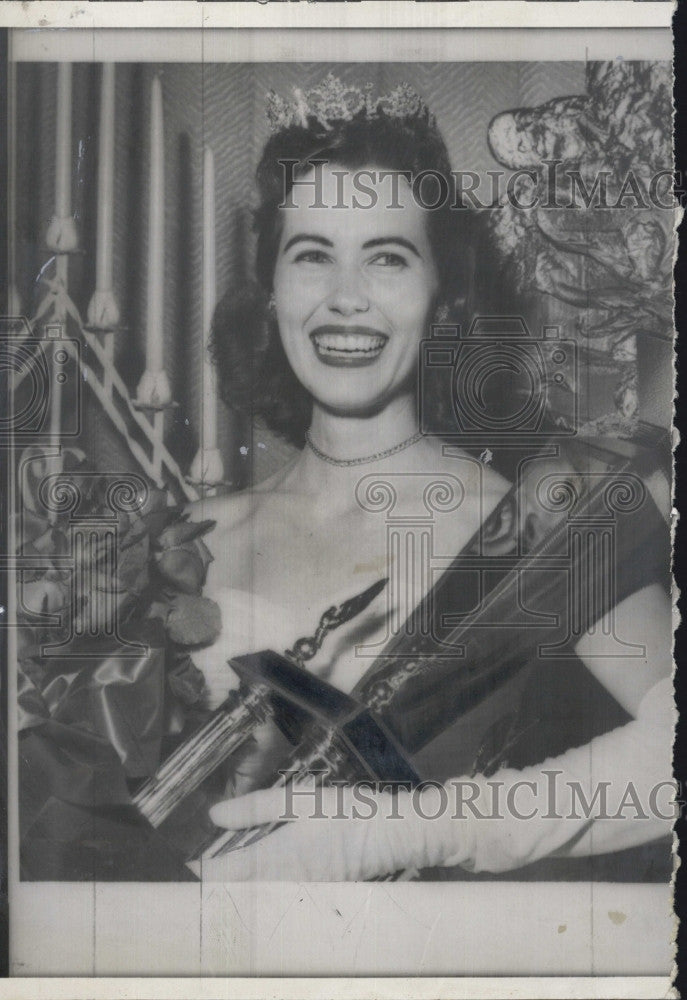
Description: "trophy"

(133, 578), (420, 861)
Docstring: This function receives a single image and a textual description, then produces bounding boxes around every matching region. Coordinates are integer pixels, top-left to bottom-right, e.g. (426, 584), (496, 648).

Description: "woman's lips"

(309, 326), (389, 368)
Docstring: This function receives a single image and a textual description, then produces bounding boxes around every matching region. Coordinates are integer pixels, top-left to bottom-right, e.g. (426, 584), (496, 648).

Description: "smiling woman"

(174, 72), (675, 883)
(274, 165), (439, 428)
(211, 78), (468, 452)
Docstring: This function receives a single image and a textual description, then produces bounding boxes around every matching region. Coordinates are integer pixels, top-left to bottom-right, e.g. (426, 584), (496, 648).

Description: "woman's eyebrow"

(362, 237), (421, 258)
(282, 234), (333, 253)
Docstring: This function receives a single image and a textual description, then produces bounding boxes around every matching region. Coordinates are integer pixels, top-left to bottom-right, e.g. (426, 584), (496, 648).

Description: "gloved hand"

(195, 779), (474, 882)
(194, 677), (674, 882)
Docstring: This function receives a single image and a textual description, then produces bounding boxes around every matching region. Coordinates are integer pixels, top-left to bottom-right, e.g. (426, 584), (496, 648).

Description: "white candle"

(8, 59), (20, 313)
(202, 145), (218, 451)
(189, 145), (223, 484)
(146, 75), (165, 373)
(87, 63), (120, 328)
(55, 64), (72, 219)
(96, 64), (115, 293)
(46, 63), (78, 253)
(136, 75), (172, 409)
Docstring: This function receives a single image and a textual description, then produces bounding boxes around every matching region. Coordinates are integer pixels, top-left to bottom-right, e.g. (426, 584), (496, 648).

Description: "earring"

(268, 293), (276, 314)
(434, 302), (450, 324)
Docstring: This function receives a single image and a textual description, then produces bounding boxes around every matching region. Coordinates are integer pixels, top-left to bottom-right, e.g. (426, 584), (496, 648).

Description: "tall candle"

(96, 64), (115, 293)
(88, 63), (120, 329)
(202, 145), (218, 451)
(146, 75), (165, 373)
(55, 64), (72, 219)
(135, 74), (171, 410)
(8, 59), (20, 313)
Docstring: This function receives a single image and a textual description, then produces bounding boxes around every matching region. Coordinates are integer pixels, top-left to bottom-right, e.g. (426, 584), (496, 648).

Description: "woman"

(191, 75), (673, 881)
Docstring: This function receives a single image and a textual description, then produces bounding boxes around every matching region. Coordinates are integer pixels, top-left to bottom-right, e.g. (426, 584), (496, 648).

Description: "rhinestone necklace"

(304, 428), (424, 467)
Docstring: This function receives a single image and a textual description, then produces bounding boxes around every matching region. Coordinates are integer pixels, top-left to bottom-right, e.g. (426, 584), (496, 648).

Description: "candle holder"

(42, 247), (86, 258)
(184, 478), (235, 498)
(133, 369), (176, 411)
(86, 289), (122, 331)
(45, 216), (80, 254)
(132, 398), (179, 414)
(187, 447), (225, 488)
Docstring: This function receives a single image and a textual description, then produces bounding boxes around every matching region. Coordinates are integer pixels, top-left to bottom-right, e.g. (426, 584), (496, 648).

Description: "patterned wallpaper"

(14, 61), (587, 486)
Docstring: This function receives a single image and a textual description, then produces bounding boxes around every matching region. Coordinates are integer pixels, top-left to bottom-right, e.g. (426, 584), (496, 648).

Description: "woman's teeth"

(311, 332), (387, 358)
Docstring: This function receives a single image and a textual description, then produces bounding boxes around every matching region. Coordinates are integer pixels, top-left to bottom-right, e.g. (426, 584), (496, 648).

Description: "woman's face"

(272, 164), (439, 416)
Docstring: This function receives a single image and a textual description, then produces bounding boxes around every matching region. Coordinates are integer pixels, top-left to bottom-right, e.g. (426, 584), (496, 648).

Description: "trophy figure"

(134, 577), (418, 853)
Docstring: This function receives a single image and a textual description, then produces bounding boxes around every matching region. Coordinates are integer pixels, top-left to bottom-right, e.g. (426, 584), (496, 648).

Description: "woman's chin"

(304, 373), (415, 420)
(311, 393), (396, 419)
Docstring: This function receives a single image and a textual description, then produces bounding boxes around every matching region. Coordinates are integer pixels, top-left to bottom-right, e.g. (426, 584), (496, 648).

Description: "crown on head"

(265, 72), (433, 134)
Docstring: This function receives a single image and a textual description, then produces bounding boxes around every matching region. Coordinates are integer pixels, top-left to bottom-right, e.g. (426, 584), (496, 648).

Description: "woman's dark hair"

(211, 106), (471, 447)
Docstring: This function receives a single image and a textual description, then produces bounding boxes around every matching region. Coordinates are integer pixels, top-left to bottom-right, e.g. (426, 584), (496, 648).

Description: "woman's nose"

(326, 267), (370, 315)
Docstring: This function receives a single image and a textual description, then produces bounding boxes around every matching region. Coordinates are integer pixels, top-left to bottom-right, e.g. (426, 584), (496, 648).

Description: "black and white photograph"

(2, 3), (678, 992)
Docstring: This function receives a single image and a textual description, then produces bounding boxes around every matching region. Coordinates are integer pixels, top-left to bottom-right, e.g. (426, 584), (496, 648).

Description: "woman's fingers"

(198, 824), (332, 881)
(209, 782), (347, 829)
(201, 784), (438, 881)
(209, 785), (291, 829)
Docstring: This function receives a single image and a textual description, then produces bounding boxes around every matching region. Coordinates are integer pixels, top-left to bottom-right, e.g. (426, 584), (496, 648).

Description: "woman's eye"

(294, 249), (330, 264)
(369, 252), (408, 268)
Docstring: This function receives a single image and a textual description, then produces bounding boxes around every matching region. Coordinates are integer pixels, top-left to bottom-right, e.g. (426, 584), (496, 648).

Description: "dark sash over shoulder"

(352, 436), (670, 766)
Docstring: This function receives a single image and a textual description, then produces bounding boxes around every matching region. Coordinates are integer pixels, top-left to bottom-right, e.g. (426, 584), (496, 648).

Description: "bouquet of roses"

(15, 447), (222, 878)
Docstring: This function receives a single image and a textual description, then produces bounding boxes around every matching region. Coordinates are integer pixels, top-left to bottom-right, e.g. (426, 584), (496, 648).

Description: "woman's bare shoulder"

(184, 488), (254, 535)
(183, 456), (300, 533)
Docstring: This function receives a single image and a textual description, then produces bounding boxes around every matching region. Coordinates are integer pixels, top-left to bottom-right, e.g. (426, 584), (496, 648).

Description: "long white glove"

(196, 779), (473, 882)
(198, 677), (674, 882)
(452, 675), (675, 873)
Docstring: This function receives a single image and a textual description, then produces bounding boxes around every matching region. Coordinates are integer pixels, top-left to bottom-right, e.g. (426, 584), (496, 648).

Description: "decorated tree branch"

(486, 61), (673, 436)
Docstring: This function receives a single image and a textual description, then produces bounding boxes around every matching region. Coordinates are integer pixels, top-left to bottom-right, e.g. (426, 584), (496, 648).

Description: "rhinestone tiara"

(265, 72), (434, 134)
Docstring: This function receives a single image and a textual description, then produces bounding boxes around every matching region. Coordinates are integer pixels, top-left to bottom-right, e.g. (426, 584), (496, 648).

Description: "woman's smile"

(309, 325), (389, 367)
(272, 164), (439, 416)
